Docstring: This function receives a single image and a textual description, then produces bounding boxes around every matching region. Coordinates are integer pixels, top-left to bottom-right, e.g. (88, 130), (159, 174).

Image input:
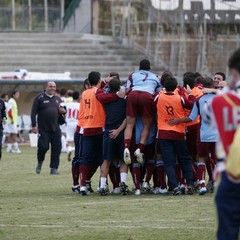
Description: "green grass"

(0, 146), (217, 240)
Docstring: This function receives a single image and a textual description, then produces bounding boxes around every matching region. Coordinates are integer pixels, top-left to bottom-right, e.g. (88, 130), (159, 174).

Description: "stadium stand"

(0, 33), (162, 80)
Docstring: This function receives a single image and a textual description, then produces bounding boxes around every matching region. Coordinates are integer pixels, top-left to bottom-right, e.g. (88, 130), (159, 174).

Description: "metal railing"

(99, 0), (240, 76)
(0, 0), (65, 32)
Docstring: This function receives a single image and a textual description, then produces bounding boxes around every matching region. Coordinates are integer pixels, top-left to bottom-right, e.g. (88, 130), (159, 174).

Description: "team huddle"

(27, 50), (240, 238)
(65, 59), (226, 196)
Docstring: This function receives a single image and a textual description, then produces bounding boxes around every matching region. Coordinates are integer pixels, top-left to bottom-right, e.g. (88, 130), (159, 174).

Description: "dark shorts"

(186, 125), (199, 156)
(126, 91), (155, 118)
(103, 129), (124, 162)
(80, 134), (103, 166)
(197, 141), (216, 159)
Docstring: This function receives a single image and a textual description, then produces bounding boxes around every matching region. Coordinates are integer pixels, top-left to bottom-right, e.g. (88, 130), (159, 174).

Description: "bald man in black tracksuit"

(31, 81), (66, 175)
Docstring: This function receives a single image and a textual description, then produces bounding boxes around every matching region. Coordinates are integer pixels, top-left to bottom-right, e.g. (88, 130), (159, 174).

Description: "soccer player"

(96, 78), (128, 195)
(156, 76), (194, 195)
(59, 88), (68, 153)
(182, 73), (204, 185)
(72, 76), (121, 194)
(210, 48), (240, 240)
(6, 90), (21, 153)
(65, 91), (80, 161)
(160, 72), (197, 192)
(169, 77), (218, 195)
(31, 81), (66, 175)
(159, 71), (173, 87)
(124, 59), (162, 165)
(71, 114), (84, 193)
(71, 88), (88, 193)
(78, 71), (106, 195)
(0, 96), (6, 160)
(1, 93), (9, 146)
(65, 89), (73, 103)
(59, 88), (67, 102)
(213, 72), (226, 89)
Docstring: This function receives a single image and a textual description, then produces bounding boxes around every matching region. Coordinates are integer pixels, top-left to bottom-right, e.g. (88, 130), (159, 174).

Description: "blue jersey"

(189, 93), (218, 142)
(127, 70), (162, 95)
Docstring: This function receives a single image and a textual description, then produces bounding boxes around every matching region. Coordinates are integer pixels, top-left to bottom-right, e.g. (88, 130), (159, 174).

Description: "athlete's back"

(127, 70), (161, 95)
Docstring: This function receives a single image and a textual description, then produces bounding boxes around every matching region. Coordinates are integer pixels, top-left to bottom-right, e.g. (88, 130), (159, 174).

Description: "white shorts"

(6, 124), (18, 134)
(60, 124), (66, 134)
(3, 124), (8, 133)
(66, 123), (77, 142)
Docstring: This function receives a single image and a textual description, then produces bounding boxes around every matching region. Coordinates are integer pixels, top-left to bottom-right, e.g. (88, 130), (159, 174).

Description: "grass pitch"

(0, 146), (216, 240)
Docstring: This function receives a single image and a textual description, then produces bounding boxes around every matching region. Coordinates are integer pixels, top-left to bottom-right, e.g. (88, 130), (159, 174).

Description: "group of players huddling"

(66, 59), (226, 196)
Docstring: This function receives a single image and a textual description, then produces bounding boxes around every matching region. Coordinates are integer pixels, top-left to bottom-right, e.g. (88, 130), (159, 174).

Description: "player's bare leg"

(124, 116), (136, 165)
(67, 140), (74, 161)
(8, 133), (21, 153)
(6, 133), (14, 152)
(100, 160), (111, 178)
(99, 160), (111, 195)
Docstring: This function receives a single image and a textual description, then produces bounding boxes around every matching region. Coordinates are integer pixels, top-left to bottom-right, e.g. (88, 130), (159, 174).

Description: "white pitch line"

(71, 225), (214, 230)
(68, 219), (186, 224)
(0, 223), (213, 230)
(0, 224), (63, 228)
(76, 198), (186, 205)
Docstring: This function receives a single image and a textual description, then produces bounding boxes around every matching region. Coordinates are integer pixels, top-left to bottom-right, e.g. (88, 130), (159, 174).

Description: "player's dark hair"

(194, 72), (202, 79)
(215, 72), (226, 81)
(60, 88), (66, 96)
(139, 59), (151, 71)
(88, 71), (100, 86)
(83, 78), (90, 90)
(165, 77), (178, 92)
(228, 48), (240, 73)
(183, 72), (195, 89)
(72, 91), (80, 100)
(12, 90), (19, 98)
(161, 71), (173, 87)
(66, 89), (73, 97)
(1, 93), (8, 99)
(195, 76), (205, 85)
(109, 78), (121, 92)
(203, 77), (213, 88)
(109, 72), (120, 80)
(183, 72), (193, 78)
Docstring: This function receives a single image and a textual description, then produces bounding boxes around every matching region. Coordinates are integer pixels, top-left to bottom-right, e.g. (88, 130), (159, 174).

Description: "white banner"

(151, 0), (240, 23)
